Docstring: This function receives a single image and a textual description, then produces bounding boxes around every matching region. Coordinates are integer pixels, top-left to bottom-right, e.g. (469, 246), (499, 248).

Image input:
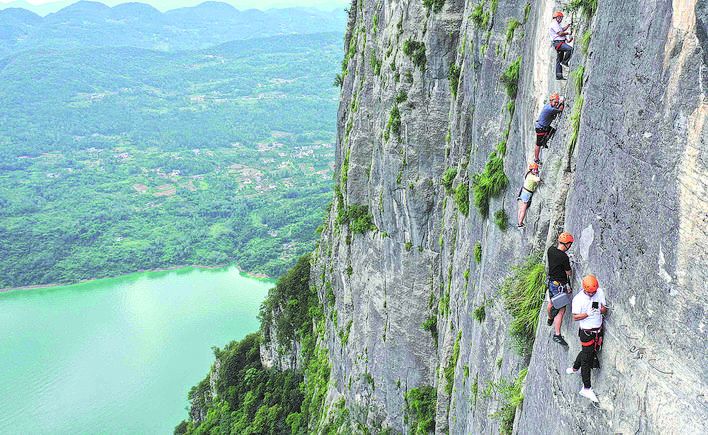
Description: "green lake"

(0, 266), (273, 434)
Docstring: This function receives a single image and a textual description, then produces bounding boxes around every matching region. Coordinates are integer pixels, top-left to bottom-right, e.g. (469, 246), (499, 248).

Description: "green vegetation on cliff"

(176, 255), (330, 434)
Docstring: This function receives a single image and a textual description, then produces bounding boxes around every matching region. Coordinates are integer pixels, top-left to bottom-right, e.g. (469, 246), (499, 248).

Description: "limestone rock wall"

(311, 0), (707, 433)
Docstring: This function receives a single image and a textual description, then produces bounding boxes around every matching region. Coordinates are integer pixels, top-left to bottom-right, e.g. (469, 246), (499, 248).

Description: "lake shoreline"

(0, 264), (274, 294)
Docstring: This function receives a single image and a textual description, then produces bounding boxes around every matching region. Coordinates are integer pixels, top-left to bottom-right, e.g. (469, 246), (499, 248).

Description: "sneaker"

(579, 387), (599, 402)
(566, 367), (579, 375)
(552, 334), (568, 346)
(534, 159), (543, 165)
(546, 317), (553, 326)
(517, 223), (525, 229)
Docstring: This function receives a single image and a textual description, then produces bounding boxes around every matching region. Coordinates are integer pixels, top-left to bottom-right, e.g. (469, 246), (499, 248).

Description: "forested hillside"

(0, 32), (340, 288)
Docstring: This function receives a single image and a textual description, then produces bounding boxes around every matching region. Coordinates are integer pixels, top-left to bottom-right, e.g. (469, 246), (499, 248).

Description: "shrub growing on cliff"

(444, 331), (463, 395)
(421, 314), (438, 343)
(568, 95), (584, 156)
(346, 204), (377, 234)
(404, 386), (437, 433)
(500, 253), (546, 356)
(567, 0), (598, 20)
(423, 0), (445, 13)
(402, 39), (426, 70)
(470, 3), (490, 29)
(441, 167), (458, 193)
(384, 105), (402, 141)
(473, 241), (482, 263)
(494, 209), (509, 231)
(580, 30), (592, 55)
(489, 368), (528, 434)
(500, 57), (521, 99)
(571, 65), (585, 95)
(448, 62), (461, 98)
(472, 301), (486, 323)
(505, 18), (521, 45)
(472, 152), (508, 217)
(454, 181), (470, 217)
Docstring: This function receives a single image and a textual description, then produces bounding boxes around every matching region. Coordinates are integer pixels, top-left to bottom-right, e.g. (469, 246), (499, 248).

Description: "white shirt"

(572, 288), (606, 329)
(549, 20), (565, 42)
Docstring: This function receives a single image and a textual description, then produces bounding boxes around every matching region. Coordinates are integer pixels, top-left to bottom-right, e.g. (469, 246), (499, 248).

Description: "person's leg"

(561, 43), (574, 66)
(556, 49), (564, 78)
(580, 345), (595, 388)
(518, 200), (527, 226)
(553, 306), (565, 336)
(573, 349), (583, 371)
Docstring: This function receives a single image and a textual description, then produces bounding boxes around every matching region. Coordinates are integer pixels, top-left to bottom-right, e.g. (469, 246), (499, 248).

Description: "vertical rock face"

(311, 0), (706, 433)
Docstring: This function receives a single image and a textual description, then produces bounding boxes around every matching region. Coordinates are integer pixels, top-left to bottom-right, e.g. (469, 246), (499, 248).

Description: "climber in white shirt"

(550, 11), (573, 80)
(566, 274), (608, 403)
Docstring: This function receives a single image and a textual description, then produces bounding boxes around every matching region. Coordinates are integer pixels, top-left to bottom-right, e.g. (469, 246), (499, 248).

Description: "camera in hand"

(591, 301), (599, 309)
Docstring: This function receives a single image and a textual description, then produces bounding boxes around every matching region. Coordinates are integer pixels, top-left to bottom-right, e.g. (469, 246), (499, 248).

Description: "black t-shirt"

(547, 246), (571, 283)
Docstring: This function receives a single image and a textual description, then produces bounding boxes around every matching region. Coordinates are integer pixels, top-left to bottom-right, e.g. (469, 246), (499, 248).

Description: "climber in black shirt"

(546, 231), (574, 346)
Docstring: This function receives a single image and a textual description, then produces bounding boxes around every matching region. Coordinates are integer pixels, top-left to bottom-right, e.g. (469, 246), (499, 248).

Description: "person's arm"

(599, 290), (608, 314)
(573, 312), (588, 321)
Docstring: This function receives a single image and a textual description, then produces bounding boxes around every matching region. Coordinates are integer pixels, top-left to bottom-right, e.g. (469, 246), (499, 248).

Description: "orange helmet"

(529, 162), (539, 170)
(553, 11), (564, 19)
(550, 92), (560, 103)
(558, 232), (574, 244)
(582, 275), (599, 293)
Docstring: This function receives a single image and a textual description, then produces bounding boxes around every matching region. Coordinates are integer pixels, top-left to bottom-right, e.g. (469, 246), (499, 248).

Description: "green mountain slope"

(0, 32), (340, 288)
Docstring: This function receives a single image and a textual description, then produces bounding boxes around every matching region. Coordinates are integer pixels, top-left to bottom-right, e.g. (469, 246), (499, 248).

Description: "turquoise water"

(0, 266), (273, 434)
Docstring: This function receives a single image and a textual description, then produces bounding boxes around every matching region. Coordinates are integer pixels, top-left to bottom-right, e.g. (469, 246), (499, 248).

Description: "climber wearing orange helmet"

(550, 11), (573, 80)
(546, 231), (574, 346)
(534, 93), (565, 163)
(516, 163), (541, 229)
(567, 274), (608, 403)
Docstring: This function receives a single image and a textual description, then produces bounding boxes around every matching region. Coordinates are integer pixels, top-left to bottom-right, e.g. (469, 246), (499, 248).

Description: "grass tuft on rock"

(571, 65), (585, 94)
(505, 18), (521, 45)
(471, 152), (508, 217)
(448, 62), (461, 98)
(473, 241), (482, 263)
(499, 57), (521, 99)
(444, 331), (463, 395)
(494, 209), (509, 231)
(489, 368), (528, 434)
(441, 167), (458, 194)
(580, 30), (592, 55)
(500, 253), (546, 356)
(454, 181), (470, 217)
(568, 95), (584, 156)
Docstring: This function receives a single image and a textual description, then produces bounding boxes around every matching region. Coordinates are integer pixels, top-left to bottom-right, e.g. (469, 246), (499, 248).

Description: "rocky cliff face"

(311, 0), (706, 433)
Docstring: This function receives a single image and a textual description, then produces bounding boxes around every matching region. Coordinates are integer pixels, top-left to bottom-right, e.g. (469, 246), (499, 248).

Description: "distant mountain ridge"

(0, 0), (346, 57)
(0, 0), (347, 16)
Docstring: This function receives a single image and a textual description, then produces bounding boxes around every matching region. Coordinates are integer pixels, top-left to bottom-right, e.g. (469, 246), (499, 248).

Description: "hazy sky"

(0, 0), (349, 12)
